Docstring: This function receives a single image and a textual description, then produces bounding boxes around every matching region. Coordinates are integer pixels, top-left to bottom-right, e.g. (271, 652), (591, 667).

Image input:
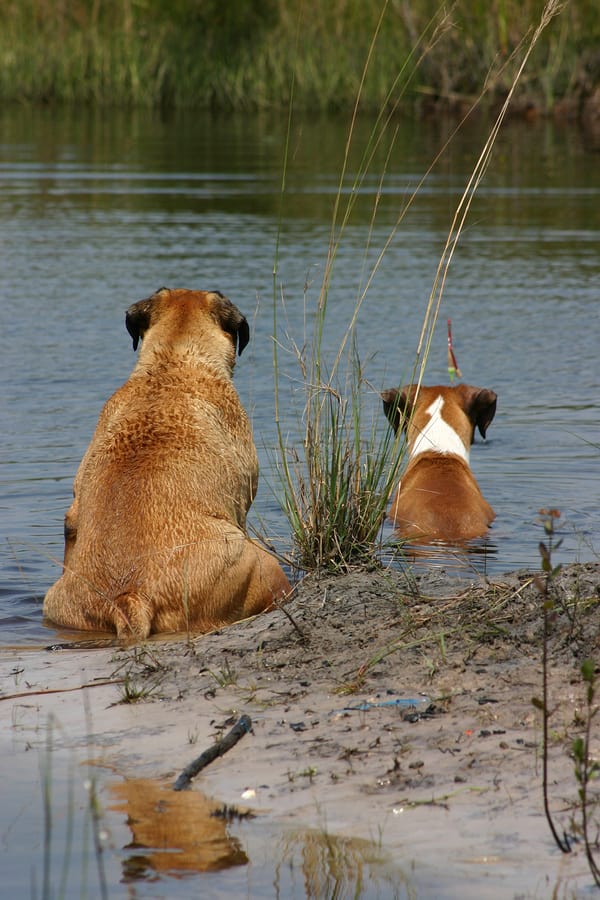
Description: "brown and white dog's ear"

(125, 287), (169, 351)
(458, 384), (497, 439)
(209, 291), (250, 356)
(381, 386), (415, 434)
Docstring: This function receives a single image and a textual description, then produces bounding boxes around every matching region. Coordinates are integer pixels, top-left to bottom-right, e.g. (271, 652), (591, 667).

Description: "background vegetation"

(0, 0), (597, 112)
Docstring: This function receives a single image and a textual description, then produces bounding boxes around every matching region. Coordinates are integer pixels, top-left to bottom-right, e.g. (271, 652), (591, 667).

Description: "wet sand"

(2, 562), (599, 896)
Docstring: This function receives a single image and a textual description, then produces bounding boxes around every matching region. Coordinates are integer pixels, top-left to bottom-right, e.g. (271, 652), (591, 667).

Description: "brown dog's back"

(390, 454), (495, 542)
(44, 288), (290, 639)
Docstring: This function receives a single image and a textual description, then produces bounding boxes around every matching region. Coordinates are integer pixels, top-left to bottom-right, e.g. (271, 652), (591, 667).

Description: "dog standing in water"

(44, 287), (290, 639)
(381, 383), (497, 543)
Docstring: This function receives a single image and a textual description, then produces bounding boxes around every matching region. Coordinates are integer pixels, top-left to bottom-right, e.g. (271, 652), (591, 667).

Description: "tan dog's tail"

(112, 591), (153, 641)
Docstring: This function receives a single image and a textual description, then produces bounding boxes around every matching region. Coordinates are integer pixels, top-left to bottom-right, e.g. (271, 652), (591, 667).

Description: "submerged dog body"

(382, 383), (497, 543)
(44, 288), (290, 639)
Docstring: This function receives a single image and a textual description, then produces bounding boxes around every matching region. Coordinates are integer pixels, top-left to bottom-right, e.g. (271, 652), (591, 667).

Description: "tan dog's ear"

(125, 287), (169, 351)
(459, 385), (497, 439)
(210, 291), (250, 356)
(381, 386), (414, 434)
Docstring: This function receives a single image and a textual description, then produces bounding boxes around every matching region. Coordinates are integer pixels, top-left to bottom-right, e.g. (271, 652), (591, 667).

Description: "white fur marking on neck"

(410, 395), (469, 463)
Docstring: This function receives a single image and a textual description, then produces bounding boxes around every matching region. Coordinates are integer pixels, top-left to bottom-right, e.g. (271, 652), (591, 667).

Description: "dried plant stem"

(414, 0), (567, 393)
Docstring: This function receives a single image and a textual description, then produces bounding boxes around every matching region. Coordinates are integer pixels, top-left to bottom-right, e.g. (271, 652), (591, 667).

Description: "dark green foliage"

(0, 1), (595, 110)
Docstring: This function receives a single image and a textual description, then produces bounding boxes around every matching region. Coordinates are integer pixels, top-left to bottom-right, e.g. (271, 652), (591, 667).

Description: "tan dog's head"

(382, 383), (497, 453)
(125, 287), (249, 374)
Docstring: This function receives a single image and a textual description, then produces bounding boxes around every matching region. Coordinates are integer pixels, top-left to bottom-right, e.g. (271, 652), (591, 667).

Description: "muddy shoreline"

(2, 561), (599, 896)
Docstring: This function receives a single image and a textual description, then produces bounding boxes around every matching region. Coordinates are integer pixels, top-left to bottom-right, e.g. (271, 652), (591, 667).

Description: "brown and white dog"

(43, 287), (291, 640)
(381, 383), (497, 543)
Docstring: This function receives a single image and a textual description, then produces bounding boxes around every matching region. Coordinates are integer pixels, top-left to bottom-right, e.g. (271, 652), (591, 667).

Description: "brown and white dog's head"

(381, 383), (497, 463)
(125, 287), (249, 375)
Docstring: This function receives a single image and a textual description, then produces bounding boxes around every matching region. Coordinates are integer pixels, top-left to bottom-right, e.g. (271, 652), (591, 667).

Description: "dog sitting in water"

(43, 287), (291, 639)
(381, 383), (497, 543)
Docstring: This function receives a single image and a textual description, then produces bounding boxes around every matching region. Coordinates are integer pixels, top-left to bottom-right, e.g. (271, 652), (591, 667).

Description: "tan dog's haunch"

(382, 383), (497, 543)
(43, 288), (290, 640)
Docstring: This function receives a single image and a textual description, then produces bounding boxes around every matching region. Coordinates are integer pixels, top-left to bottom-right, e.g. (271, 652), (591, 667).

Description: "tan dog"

(381, 383), (497, 543)
(44, 287), (290, 639)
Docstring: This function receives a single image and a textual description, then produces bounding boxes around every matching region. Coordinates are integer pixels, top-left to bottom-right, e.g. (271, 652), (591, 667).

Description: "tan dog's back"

(44, 288), (290, 639)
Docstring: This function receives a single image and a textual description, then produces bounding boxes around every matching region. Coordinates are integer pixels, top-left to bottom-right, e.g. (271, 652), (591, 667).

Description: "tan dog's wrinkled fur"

(43, 287), (290, 639)
(382, 383), (497, 543)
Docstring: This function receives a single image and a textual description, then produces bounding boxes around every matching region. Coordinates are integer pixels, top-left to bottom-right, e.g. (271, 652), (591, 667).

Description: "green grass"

(0, 0), (596, 112)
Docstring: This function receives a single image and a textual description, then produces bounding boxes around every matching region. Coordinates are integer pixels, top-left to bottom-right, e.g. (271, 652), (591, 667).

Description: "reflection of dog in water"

(109, 779), (247, 878)
(382, 383), (497, 543)
(44, 287), (290, 639)
(110, 779), (400, 891)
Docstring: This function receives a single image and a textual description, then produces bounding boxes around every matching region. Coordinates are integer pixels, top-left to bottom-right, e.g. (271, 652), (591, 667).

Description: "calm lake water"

(1, 105), (599, 647)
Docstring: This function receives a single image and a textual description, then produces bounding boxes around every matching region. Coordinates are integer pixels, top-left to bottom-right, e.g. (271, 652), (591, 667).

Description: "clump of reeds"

(273, 345), (403, 573)
(271, 0), (566, 574)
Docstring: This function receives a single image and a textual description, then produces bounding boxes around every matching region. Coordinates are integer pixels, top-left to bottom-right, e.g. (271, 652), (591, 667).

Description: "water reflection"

(109, 779), (248, 879)
(384, 534), (498, 580)
(273, 828), (413, 899)
(108, 778), (411, 897)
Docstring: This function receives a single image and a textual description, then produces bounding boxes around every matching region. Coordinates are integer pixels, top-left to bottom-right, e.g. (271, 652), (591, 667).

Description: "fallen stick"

(173, 714), (253, 792)
(0, 678), (125, 703)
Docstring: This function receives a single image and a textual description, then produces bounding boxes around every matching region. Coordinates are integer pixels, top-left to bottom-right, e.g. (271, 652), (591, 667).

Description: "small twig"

(0, 679), (125, 703)
(271, 589), (307, 642)
(173, 715), (253, 792)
